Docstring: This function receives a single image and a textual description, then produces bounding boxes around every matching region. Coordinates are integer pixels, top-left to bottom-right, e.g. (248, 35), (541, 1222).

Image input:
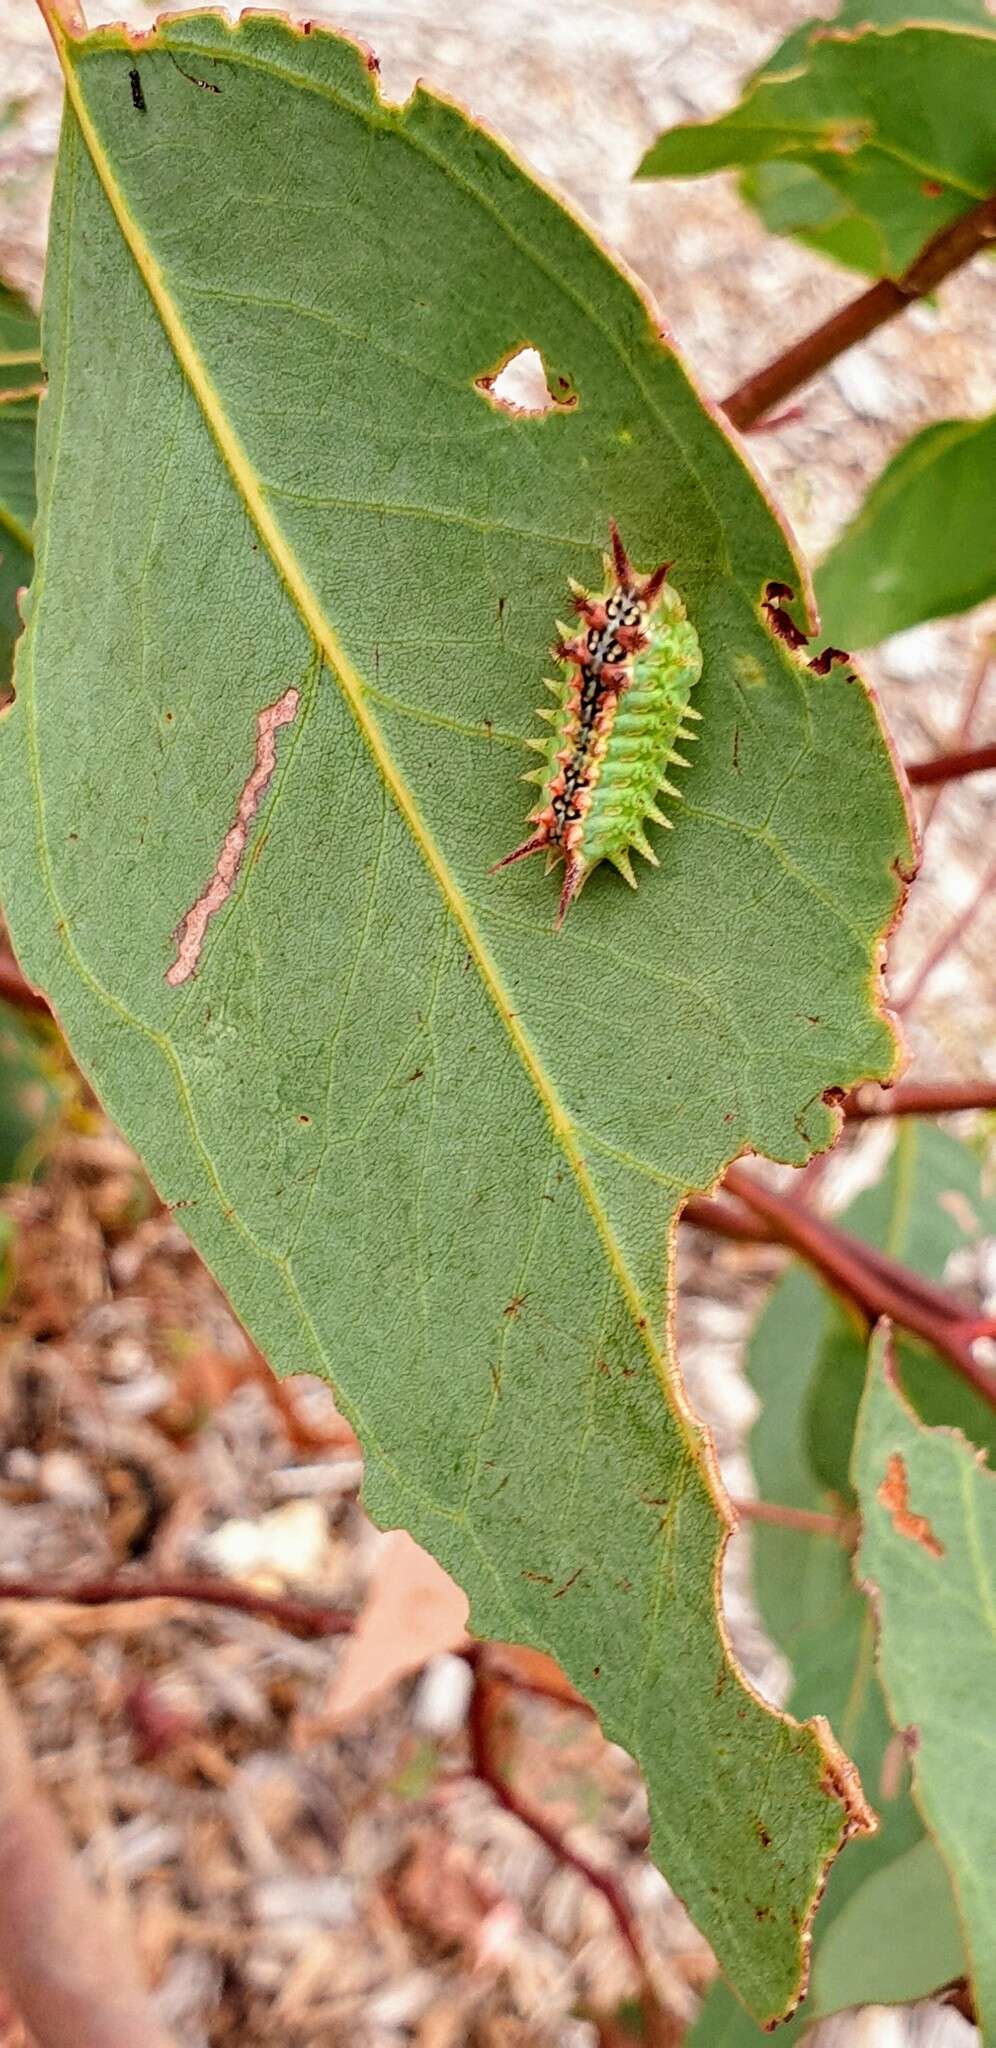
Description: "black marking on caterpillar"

(491, 524), (703, 928)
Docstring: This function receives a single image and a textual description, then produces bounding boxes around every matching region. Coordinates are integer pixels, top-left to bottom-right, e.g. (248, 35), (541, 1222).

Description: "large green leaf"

(854, 1329), (996, 2036)
(816, 414), (996, 647)
(638, 26), (996, 279)
(0, 284), (39, 689)
(0, 10), (910, 2013)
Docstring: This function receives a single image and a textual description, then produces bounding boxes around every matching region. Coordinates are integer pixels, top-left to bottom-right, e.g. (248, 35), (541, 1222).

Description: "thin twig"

(721, 193), (996, 430)
(842, 1079), (996, 1119)
(732, 1498), (855, 1542)
(0, 1574), (354, 1638)
(721, 1165), (996, 1408)
(465, 1663), (655, 1997)
(919, 641), (992, 832)
(894, 853), (996, 1015)
(906, 742), (996, 789)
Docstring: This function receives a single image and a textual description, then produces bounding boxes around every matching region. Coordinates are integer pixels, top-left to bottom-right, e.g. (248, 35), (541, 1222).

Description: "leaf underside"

(0, 11), (910, 2015)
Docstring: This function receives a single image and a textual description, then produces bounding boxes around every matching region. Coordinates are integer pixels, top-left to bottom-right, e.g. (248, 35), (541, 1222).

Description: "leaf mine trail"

(877, 1453), (945, 1559)
(166, 684), (300, 986)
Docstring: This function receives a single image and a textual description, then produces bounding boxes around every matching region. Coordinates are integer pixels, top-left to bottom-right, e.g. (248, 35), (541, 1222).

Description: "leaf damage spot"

(877, 1453), (945, 1558)
(166, 686), (300, 987)
(167, 50), (222, 93)
(475, 345), (578, 417)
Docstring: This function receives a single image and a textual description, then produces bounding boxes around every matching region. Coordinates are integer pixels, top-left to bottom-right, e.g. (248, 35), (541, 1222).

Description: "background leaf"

(0, 12), (909, 2012)
(805, 1123), (996, 1491)
(854, 1328), (996, 2036)
(0, 283), (39, 691)
(815, 414), (996, 647)
(735, 0), (993, 276)
(638, 26), (996, 279)
(691, 1118), (990, 2042)
(0, 999), (68, 1185)
(809, 1836), (964, 2014)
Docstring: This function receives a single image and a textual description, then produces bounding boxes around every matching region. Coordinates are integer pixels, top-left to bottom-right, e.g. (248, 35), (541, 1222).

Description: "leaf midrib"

(51, 17), (682, 1419)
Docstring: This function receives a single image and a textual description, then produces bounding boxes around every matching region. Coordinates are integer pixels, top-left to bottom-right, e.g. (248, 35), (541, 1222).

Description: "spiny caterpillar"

(492, 523), (703, 927)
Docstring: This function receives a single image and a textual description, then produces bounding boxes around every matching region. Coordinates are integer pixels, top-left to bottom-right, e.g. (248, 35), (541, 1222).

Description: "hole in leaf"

(475, 346), (577, 417)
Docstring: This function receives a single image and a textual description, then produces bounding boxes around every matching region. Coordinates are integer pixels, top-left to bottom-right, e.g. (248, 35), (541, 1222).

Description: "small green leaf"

(738, 162), (887, 279)
(0, 280), (42, 398)
(0, 999), (70, 1184)
(638, 26), (996, 279)
(756, 0), (993, 92)
(816, 414), (996, 647)
(0, 12), (911, 2013)
(854, 1328), (996, 2035)
(0, 1211), (14, 1307)
(0, 280), (38, 687)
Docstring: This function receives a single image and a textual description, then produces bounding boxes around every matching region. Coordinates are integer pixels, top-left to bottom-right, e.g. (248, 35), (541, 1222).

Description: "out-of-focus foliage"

(816, 413), (996, 646)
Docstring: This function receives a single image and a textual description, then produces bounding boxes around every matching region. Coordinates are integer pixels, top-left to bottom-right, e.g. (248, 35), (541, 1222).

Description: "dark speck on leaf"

(129, 68), (146, 111)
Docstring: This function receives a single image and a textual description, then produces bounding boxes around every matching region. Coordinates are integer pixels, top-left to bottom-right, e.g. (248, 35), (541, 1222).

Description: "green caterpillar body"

(492, 524), (703, 926)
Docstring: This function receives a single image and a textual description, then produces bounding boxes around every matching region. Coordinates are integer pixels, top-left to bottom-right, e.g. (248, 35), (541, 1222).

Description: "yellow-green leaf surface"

(854, 1331), (996, 2035)
(638, 25), (996, 278)
(0, 9), (910, 2013)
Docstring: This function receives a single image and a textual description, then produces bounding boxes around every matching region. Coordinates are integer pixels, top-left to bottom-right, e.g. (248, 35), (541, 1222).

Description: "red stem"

(906, 742), (996, 788)
(732, 1498), (854, 1542)
(842, 1079), (996, 1119)
(721, 194), (996, 430)
(721, 1165), (996, 1409)
(0, 1574), (354, 1639)
(465, 1663), (649, 1983)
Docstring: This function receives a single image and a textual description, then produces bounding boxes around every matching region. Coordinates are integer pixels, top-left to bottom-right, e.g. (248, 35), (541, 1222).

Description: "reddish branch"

(721, 192), (996, 430)
(464, 1655), (675, 2042)
(732, 1498), (854, 1542)
(906, 742), (996, 788)
(0, 943), (50, 1016)
(0, 1673), (178, 2048)
(842, 1078), (996, 1119)
(0, 1573), (354, 1638)
(695, 1165), (996, 1409)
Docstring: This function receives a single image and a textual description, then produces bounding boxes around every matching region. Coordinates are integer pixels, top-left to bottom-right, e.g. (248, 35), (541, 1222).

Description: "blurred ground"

(0, 0), (993, 2043)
